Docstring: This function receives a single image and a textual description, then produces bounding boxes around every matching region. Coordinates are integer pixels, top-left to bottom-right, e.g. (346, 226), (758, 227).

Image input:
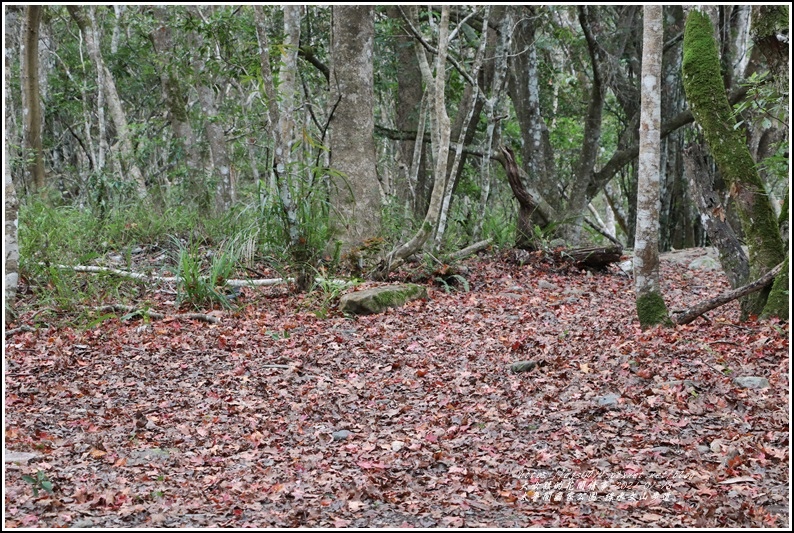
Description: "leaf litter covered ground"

(4, 249), (790, 527)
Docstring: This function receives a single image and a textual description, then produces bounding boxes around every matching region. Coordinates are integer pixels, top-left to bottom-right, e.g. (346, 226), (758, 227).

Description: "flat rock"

(733, 376), (769, 389)
(339, 284), (427, 315)
(4, 451), (40, 464)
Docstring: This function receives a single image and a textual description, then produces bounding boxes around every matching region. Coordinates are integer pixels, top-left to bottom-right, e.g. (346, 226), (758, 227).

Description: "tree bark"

(21, 5), (45, 192)
(254, 6), (310, 290)
(683, 144), (750, 292)
(682, 9), (785, 316)
(634, 5), (671, 329)
(329, 6), (381, 252)
(751, 6), (789, 91)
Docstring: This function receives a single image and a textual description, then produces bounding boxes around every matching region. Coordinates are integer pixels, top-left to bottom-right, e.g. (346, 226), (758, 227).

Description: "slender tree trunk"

(329, 6), (380, 252)
(682, 9), (785, 317)
(21, 5), (45, 191)
(634, 5), (671, 328)
(254, 6), (310, 290)
(474, 8), (514, 241)
(68, 6), (147, 198)
(376, 6), (453, 275)
(5, 10), (20, 321)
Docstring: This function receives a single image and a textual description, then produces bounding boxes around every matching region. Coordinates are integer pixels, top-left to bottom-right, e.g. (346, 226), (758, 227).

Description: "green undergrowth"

(14, 191), (518, 324)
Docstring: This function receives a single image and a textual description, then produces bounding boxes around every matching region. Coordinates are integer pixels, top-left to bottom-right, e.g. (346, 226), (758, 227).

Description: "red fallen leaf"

(425, 433), (438, 443)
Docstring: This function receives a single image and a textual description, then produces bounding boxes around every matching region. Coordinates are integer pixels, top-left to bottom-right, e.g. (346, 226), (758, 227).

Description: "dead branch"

(450, 238), (493, 260)
(47, 263), (287, 286)
(95, 304), (221, 324)
(673, 262), (784, 325)
(5, 325), (36, 337)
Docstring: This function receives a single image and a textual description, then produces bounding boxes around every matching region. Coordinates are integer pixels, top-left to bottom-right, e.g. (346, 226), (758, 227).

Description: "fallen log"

(673, 262), (784, 325)
(556, 245), (623, 270)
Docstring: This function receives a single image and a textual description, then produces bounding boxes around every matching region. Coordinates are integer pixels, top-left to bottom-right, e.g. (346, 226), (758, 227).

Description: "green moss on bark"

(636, 291), (673, 329)
(761, 256), (789, 320)
(682, 10), (786, 316)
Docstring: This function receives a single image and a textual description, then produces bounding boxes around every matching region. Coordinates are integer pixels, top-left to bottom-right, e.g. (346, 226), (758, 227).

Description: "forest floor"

(4, 248), (790, 527)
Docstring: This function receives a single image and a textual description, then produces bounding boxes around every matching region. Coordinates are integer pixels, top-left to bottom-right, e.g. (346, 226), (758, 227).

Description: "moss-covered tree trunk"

(682, 10), (785, 317)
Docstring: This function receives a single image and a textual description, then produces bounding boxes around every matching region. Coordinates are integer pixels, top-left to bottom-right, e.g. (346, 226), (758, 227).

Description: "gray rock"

(688, 256), (720, 271)
(596, 393), (621, 407)
(332, 430), (352, 441)
(733, 376), (769, 389)
(4, 451), (40, 464)
(618, 260), (633, 274)
(339, 284), (427, 315)
(510, 361), (538, 373)
(538, 280), (560, 291)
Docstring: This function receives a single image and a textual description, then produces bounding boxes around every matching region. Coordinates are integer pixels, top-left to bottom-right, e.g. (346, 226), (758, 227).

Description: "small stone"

(510, 361), (538, 373)
(391, 441), (405, 452)
(332, 430), (352, 441)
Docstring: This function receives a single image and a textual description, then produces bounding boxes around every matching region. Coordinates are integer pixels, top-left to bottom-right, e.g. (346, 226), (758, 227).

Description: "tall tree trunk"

(634, 5), (671, 328)
(682, 9), (785, 317)
(329, 6), (381, 252)
(506, 6), (557, 222)
(68, 6), (147, 198)
(21, 5), (45, 191)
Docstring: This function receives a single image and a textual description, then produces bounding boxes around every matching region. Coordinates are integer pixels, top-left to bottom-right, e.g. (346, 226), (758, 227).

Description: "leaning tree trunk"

(21, 5), (45, 192)
(682, 9), (785, 318)
(634, 5), (671, 328)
